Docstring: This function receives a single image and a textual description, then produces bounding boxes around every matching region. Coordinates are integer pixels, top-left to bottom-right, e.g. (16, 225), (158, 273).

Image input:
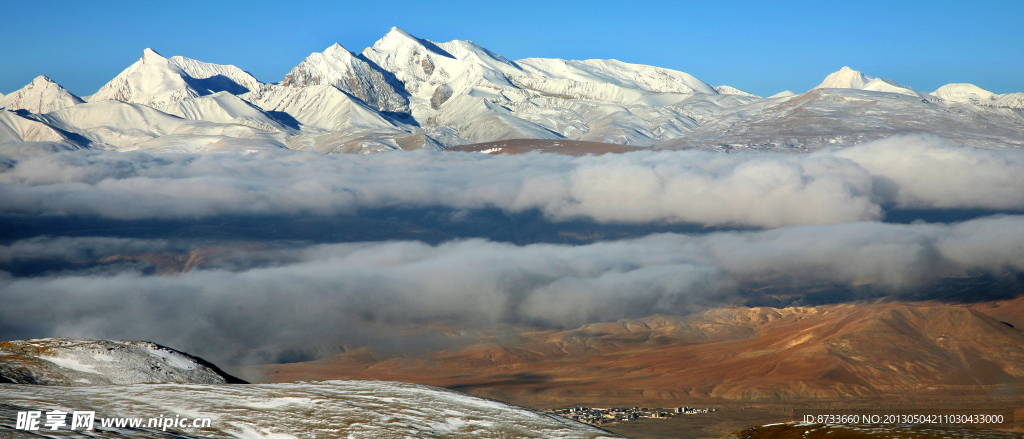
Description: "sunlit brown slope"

(253, 301), (1024, 406)
(972, 295), (1024, 328)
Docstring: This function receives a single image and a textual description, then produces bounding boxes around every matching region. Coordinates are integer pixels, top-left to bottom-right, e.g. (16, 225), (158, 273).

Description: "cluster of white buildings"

(544, 406), (717, 425)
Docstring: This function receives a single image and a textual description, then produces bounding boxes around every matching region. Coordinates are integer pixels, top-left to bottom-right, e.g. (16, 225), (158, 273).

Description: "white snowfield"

(1, 28), (1022, 154)
(0, 380), (619, 439)
(0, 338), (244, 386)
(655, 87), (1024, 151)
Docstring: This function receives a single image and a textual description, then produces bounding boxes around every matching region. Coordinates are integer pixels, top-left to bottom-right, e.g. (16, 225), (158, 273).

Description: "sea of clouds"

(2, 134), (1022, 228)
(1, 134), (1023, 364)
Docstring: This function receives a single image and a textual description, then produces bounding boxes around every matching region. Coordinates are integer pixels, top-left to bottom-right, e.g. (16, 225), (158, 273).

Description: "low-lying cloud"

(2, 134), (1022, 228)
(2, 215), (1023, 364)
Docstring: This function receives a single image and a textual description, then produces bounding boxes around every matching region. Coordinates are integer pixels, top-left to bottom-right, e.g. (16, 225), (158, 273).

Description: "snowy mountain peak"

(89, 49), (263, 111)
(370, 27), (452, 59)
(813, 67), (922, 97)
(714, 85), (759, 97)
(386, 26), (416, 40)
(816, 66), (873, 89)
(931, 83), (997, 102)
(930, 83), (1024, 109)
(324, 42), (354, 59)
(280, 42), (409, 112)
(141, 48), (165, 62)
(378, 26), (419, 48)
(0, 74), (84, 113)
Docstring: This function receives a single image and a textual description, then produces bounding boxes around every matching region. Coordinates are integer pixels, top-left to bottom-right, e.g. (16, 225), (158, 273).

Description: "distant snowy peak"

(932, 83), (996, 102)
(281, 43), (409, 112)
(714, 85), (759, 97)
(930, 83), (1024, 109)
(0, 338), (247, 386)
(769, 90), (797, 98)
(816, 66), (873, 89)
(815, 66), (923, 97)
(0, 75), (84, 113)
(88, 48), (262, 112)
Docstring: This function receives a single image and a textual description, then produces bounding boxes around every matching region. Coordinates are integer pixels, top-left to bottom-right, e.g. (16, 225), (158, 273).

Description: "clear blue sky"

(2, 0), (1021, 98)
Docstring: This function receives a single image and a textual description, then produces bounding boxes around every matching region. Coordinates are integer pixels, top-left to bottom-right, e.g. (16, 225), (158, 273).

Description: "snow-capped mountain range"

(2, 27), (1023, 154)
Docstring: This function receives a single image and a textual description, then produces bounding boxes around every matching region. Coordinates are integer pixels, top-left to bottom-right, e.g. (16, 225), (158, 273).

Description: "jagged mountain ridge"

(281, 43), (410, 113)
(2, 28), (1023, 154)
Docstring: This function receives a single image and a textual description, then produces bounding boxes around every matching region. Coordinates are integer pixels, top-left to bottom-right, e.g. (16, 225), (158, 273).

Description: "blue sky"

(2, 0), (1021, 97)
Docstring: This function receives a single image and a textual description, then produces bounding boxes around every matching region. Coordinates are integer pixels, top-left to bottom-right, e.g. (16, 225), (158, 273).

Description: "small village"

(544, 406), (718, 426)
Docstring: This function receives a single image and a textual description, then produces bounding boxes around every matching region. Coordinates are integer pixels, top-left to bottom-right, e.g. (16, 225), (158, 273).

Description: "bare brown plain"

(238, 299), (1024, 437)
(246, 299), (1024, 403)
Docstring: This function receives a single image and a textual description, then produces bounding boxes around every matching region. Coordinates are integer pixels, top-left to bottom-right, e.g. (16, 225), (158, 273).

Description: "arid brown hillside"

(971, 295), (1024, 329)
(251, 301), (1024, 406)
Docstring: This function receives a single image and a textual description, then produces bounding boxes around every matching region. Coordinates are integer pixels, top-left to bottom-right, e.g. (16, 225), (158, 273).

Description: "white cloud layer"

(2, 215), (1023, 363)
(2, 134), (1022, 228)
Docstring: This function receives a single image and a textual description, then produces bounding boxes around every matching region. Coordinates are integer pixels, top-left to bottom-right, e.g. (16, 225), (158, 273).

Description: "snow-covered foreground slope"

(0, 338), (246, 386)
(0, 381), (619, 439)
